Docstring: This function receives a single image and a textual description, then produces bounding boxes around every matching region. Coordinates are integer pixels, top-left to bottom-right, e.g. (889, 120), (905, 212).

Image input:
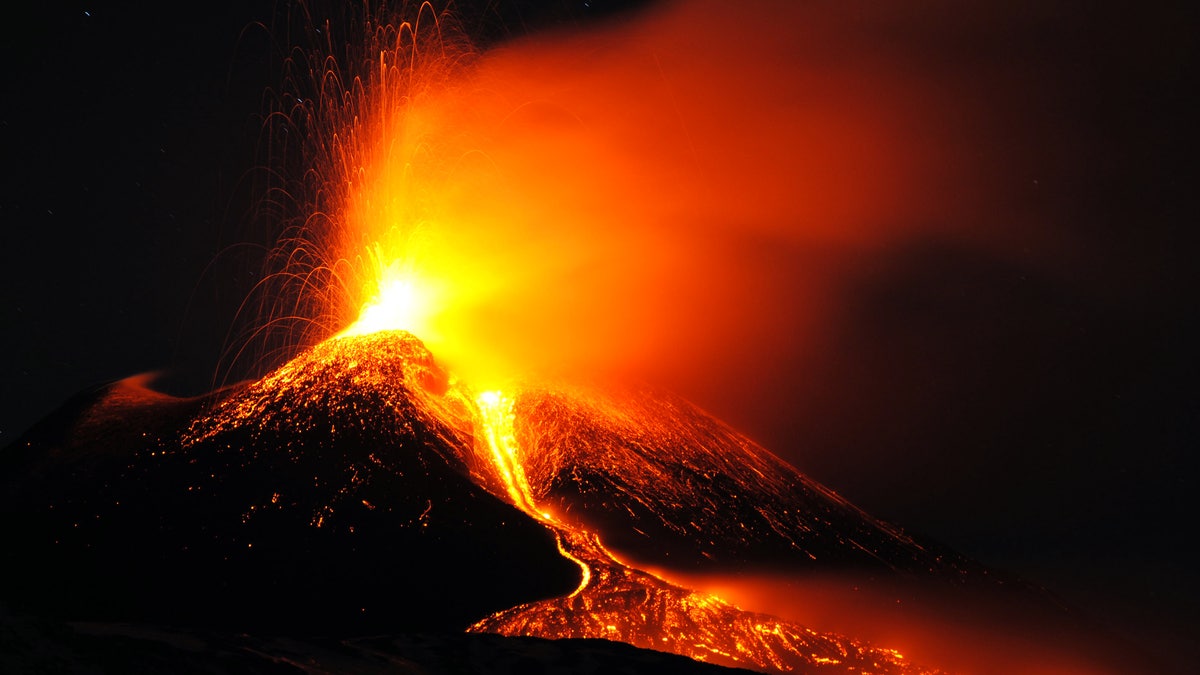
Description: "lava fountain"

(230, 0), (1013, 394)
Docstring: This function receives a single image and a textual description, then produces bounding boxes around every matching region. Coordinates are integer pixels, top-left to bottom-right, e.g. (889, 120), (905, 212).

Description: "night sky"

(2, 0), (1196, 663)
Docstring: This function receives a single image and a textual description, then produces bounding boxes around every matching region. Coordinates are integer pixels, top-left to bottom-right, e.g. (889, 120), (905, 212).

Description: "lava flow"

(463, 380), (940, 672)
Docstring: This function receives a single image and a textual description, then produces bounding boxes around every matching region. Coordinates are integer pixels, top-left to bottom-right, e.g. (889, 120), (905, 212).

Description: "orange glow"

(669, 572), (1134, 675)
(338, 247), (443, 340)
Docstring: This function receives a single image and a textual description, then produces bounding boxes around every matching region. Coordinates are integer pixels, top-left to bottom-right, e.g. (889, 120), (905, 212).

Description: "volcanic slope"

(0, 332), (578, 633)
(503, 383), (980, 577)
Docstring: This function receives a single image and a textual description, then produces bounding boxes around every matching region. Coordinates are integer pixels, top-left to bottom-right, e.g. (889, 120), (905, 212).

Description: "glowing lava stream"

(475, 390), (592, 597)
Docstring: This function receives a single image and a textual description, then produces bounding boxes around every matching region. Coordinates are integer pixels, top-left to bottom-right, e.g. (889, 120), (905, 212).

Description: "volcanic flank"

(0, 332), (579, 634)
(503, 384), (983, 576)
(2, 331), (980, 672)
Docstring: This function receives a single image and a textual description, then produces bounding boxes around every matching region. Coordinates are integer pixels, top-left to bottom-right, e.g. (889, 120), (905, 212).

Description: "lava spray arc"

(228, 1), (477, 380)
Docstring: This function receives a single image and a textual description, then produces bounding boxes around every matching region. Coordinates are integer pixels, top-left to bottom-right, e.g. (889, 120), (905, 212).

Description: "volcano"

(2, 331), (1120, 673)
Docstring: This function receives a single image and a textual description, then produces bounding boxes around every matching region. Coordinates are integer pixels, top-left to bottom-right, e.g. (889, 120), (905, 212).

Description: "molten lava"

(471, 528), (925, 674)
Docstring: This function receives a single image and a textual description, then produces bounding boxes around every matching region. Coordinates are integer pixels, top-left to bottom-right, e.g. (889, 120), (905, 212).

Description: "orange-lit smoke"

(666, 571), (1140, 675)
(280, 1), (1043, 394)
